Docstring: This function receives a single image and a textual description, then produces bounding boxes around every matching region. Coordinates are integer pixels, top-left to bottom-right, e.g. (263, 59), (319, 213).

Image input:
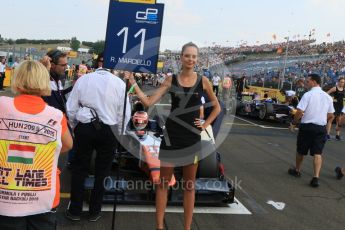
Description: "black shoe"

(65, 209), (81, 221)
(88, 212), (102, 222)
(335, 167), (344, 180)
(310, 177), (319, 187)
(336, 135), (341, 141)
(326, 134), (331, 141)
(288, 167), (301, 177)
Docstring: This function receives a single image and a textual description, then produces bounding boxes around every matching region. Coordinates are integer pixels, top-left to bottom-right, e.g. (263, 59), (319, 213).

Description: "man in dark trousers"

(288, 74), (334, 187)
(236, 75), (249, 99)
(65, 54), (131, 222)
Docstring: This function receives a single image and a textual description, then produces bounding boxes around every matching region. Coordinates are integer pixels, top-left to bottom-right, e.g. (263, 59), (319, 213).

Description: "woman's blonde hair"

(11, 60), (51, 96)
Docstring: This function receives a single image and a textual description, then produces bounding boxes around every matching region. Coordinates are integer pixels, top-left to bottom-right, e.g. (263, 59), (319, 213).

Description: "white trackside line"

(230, 115), (288, 130)
(82, 198), (251, 215)
(230, 115), (260, 127)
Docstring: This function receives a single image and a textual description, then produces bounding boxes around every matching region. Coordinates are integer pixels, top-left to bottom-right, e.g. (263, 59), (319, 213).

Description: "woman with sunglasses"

(327, 77), (345, 140)
(125, 42), (220, 230)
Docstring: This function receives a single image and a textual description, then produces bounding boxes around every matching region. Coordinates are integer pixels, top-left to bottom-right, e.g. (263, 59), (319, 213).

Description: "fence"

(0, 46), (93, 66)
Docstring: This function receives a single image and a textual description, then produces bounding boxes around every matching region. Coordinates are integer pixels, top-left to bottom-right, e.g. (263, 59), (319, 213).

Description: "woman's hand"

(194, 118), (206, 131)
(124, 71), (136, 85)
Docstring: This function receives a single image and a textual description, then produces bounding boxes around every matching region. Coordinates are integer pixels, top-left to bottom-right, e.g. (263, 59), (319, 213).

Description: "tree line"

(0, 36), (105, 54)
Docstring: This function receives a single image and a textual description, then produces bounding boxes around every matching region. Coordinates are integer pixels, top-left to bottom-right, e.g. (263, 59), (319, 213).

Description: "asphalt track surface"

(2, 86), (345, 230)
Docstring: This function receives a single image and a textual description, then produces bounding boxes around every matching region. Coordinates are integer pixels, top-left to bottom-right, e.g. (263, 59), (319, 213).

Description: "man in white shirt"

(0, 57), (6, 92)
(212, 74), (221, 97)
(65, 53), (131, 221)
(288, 74), (335, 187)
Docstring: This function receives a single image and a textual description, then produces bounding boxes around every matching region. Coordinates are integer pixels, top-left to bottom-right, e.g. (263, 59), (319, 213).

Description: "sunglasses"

(55, 63), (68, 67)
(48, 50), (66, 64)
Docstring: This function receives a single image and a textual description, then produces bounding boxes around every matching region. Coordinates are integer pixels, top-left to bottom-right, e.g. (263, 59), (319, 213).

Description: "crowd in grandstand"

(178, 40), (345, 90)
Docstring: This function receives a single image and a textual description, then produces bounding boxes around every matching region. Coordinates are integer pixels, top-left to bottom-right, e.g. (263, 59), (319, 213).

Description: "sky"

(1, 0), (345, 50)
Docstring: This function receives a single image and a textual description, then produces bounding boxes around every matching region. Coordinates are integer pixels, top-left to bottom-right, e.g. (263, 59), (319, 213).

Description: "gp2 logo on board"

(136, 8), (159, 24)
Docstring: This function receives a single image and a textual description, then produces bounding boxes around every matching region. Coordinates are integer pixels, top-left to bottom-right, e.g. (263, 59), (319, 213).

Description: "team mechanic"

(288, 74), (335, 187)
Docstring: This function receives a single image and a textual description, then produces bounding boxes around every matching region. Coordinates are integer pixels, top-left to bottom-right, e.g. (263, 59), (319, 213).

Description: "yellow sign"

(67, 51), (78, 58)
(4, 69), (13, 87)
(246, 86), (286, 102)
(118, 0), (156, 4)
(157, 61), (164, 69)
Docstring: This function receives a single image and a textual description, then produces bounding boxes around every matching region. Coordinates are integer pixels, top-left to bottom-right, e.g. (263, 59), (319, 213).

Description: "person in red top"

(0, 60), (73, 230)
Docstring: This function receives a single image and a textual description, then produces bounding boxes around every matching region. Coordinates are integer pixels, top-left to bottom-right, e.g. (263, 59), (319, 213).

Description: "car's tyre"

(265, 103), (274, 115)
(259, 103), (274, 120)
(258, 104), (266, 120)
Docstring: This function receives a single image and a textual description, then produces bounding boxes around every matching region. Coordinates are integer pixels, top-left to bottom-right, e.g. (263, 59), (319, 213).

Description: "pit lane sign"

(103, 1), (164, 73)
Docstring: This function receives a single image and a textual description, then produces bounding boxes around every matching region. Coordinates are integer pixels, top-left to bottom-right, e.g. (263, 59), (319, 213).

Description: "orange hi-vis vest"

(0, 96), (63, 217)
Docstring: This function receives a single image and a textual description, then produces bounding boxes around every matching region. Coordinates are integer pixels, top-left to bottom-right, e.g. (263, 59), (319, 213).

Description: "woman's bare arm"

(125, 72), (172, 108)
(61, 129), (73, 153)
(327, 87), (336, 95)
(195, 76), (221, 129)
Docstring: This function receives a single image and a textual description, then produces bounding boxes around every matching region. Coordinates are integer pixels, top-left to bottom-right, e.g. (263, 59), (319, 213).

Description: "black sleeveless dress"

(333, 86), (345, 116)
(159, 74), (203, 165)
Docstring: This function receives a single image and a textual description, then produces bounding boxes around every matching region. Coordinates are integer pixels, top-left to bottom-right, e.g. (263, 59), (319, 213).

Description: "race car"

(84, 99), (235, 206)
(236, 92), (296, 123)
